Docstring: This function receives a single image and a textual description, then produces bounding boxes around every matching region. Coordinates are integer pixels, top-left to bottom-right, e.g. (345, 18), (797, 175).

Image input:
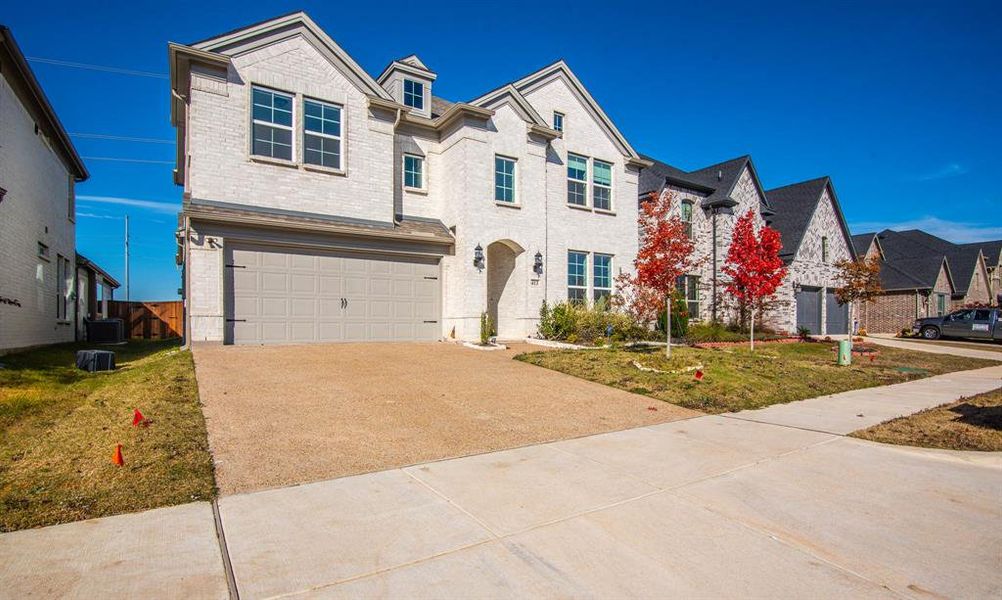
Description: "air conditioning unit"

(76, 350), (116, 372)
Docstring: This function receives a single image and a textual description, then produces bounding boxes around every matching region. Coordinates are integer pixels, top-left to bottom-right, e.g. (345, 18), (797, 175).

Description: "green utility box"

(837, 340), (852, 366)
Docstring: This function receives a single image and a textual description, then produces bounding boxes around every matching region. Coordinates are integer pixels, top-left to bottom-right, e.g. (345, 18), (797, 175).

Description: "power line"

(26, 56), (167, 79)
(71, 132), (174, 145)
(82, 156), (174, 165)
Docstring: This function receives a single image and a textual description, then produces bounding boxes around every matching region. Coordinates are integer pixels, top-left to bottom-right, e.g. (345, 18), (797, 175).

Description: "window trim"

(681, 200), (694, 239)
(567, 153), (589, 207)
(403, 153), (426, 192)
(553, 111), (564, 132)
(591, 158), (614, 212)
(592, 253), (613, 304)
(567, 250), (588, 303)
(37, 242), (50, 262)
(250, 85), (295, 162)
(302, 96), (344, 171)
(403, 78), (425, 111)
(676, 274), (701, 320)
(494, 155), (517, 204)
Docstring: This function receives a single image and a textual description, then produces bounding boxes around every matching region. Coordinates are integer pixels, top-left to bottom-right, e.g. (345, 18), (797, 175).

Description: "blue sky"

(6, 0), (1000, 299)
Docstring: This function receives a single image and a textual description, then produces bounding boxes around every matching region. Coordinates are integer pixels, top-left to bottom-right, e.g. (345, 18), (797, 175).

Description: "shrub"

(536, 300), (654, 344)
(797, 326), (812, 341)
(479, 312), (494, 345)
(655, 290), (689, 339)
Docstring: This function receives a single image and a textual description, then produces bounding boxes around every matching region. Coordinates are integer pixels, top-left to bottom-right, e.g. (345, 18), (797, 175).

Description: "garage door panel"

(261, 273), (289, 293)
(261, 297), (289, 317)
(228, 246), (440, 344)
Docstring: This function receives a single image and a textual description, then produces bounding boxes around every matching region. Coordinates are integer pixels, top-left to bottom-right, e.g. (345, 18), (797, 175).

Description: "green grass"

(851, 388), (1002, 451)
(516, 342), (996, 414)
(1, 341), (215, 532)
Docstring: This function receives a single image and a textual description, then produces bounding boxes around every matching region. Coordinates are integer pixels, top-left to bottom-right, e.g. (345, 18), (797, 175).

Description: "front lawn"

(516, 342), (996, 414)
(0, 341), (215, 532)
(851, 387), (1002, 451)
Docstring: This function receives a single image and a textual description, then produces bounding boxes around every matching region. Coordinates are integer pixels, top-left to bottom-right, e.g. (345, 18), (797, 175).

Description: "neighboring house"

(0, 26), (88, 353)
(637, 155), (772, 325)
(961, 240), (1001, 304)
(169, 12), (648, 344)
(850, 230), (960, 333)
(637, 158), (854, 335)
(75, 254), (120, 340)
(764, 177), (855, 335)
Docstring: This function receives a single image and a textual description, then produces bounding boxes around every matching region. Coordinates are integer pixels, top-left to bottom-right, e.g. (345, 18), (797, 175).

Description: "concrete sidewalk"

(2, 350), (1000, 599)
(868, 334), (1002, 361)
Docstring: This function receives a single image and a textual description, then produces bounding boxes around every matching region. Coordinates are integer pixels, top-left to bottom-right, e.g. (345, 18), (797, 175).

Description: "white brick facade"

(173, 15), (643, 343)
(0, 66), (79, 352)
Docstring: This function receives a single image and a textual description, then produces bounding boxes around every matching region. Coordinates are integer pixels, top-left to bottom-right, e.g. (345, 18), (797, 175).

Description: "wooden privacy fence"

(107, 301), (183, 340)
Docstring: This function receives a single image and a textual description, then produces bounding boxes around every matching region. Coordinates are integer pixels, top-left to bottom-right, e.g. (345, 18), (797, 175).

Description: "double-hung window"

(303, 98), (342, 169)
(251, 87), (293, 160)
(676, 275), (701, 318)
(403, 79), (424, 110)
(592, 160), (612, 211)
(681, 201), (694, 239)
(553, 111), (564, 132)
(495, 156), (516, 203)
(404, 154), (424, 190)
(821, 236), (829, 263)
(567, 251), (588, 303)
(567, 153), (588, 206)
(593, 254), (612, 305)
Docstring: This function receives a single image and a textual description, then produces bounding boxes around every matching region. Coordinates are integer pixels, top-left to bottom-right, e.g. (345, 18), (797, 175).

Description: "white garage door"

(226, 245), (441, 344)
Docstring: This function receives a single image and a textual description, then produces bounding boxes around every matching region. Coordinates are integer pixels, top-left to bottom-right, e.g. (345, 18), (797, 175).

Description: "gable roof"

(0, 25), (88, 180)
(875, 229), (962, 292)
(851, 232), (879, 257)
(189, 11), (394, 101)
(639, 154), (771, 212)
(961, 240), (1002, 266)
(764, 176), (855, 262)
(471, 60), (646, 166)
(471, 84), (554, 133)
(887, 230), (986, 296)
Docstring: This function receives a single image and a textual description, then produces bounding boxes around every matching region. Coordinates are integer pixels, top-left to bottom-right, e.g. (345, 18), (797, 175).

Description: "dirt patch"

(851, 387), (1002, 451)
(192, 342), (697, 495)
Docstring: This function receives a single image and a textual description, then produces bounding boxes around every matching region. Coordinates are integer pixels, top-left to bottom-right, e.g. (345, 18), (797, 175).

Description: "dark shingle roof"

(638, 154), (768, 211)
(430, 96), (454, 119)
(763, 177), (829, 260)
(874, 230), (955, 292)
(852, 233), (877, 257)
(889, 230), (985, 295)
(962, 240), (1002, 266)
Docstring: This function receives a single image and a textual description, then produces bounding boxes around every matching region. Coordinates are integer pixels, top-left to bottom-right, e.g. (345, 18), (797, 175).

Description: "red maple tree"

(616, 190), (695, 355)
(721, 209), (787, 349)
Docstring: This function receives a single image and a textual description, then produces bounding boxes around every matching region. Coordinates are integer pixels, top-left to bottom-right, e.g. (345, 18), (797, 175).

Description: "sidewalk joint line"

(211, 499), (240, 600)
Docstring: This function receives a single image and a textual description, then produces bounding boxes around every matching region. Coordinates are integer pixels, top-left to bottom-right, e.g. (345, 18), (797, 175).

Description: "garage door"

(226, 245), (440, 344)
(795, 286), (822, 335)
(825, 291), (848, 335)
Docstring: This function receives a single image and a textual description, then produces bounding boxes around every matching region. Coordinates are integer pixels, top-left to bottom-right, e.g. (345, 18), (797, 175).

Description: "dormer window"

(553, 111), (564, 132)
(403, 79), (424, 110)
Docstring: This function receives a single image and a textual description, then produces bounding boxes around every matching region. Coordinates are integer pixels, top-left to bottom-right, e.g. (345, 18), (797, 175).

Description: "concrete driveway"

(192, 342), (697, 494)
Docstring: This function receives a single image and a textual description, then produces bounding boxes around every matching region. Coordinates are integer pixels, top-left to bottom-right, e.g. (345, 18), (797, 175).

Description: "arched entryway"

(486, 240), (524, 339)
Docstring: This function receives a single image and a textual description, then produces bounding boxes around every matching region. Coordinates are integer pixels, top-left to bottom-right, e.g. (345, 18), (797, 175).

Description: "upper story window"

(553, 111), (564, 132)
(592, 160), (612, 211)
(567, 153), (588, 206)
(567, 251), (587, 303)
(821, 236), (829, 263)
(403, 79), (424, 110)
(303, 99), (342, 170)
(67, 177), (75, 222)
(681, 200), (694, 238)
(251, 87), (293, 161)
(404, 154), (424, 190)
(494, 156), (516, 203)
(593, 253), (612, 304)
(38, 242), (50, 261)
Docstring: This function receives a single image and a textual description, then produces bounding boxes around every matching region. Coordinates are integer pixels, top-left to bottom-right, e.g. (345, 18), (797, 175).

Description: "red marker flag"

(132, 409), (145, 427)
(694, 369), (704, 381)
(112, 444), (124, 466)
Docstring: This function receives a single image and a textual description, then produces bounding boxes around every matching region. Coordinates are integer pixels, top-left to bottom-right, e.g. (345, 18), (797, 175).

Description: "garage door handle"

(225, 264), (246, 269)
(226, 319), (246, 322)
(423, 320), (438, 323)
(341, 298), (347, 309)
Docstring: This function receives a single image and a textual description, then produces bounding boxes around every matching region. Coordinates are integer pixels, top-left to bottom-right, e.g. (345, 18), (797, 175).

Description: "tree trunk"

(750, 306), (755, 351)
(666, 293), (672, 358)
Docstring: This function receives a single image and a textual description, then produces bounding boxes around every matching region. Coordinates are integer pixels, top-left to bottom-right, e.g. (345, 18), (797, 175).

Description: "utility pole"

(124, 215), (130, 303)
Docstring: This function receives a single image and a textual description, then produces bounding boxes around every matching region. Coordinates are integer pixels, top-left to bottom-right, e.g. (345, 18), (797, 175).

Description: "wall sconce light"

(533, 251), (544, 275)
(793, 282), (803, 293)
(473, 244), (485, 270)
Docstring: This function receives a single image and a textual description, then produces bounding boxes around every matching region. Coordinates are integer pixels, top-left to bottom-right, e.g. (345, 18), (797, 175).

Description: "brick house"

(0, 26), (87, 352)
(169, 12), (649, 344)
(638, 159), (854, 334)
(960, 240), (1001, 305)
(848, 229), (989, 333)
